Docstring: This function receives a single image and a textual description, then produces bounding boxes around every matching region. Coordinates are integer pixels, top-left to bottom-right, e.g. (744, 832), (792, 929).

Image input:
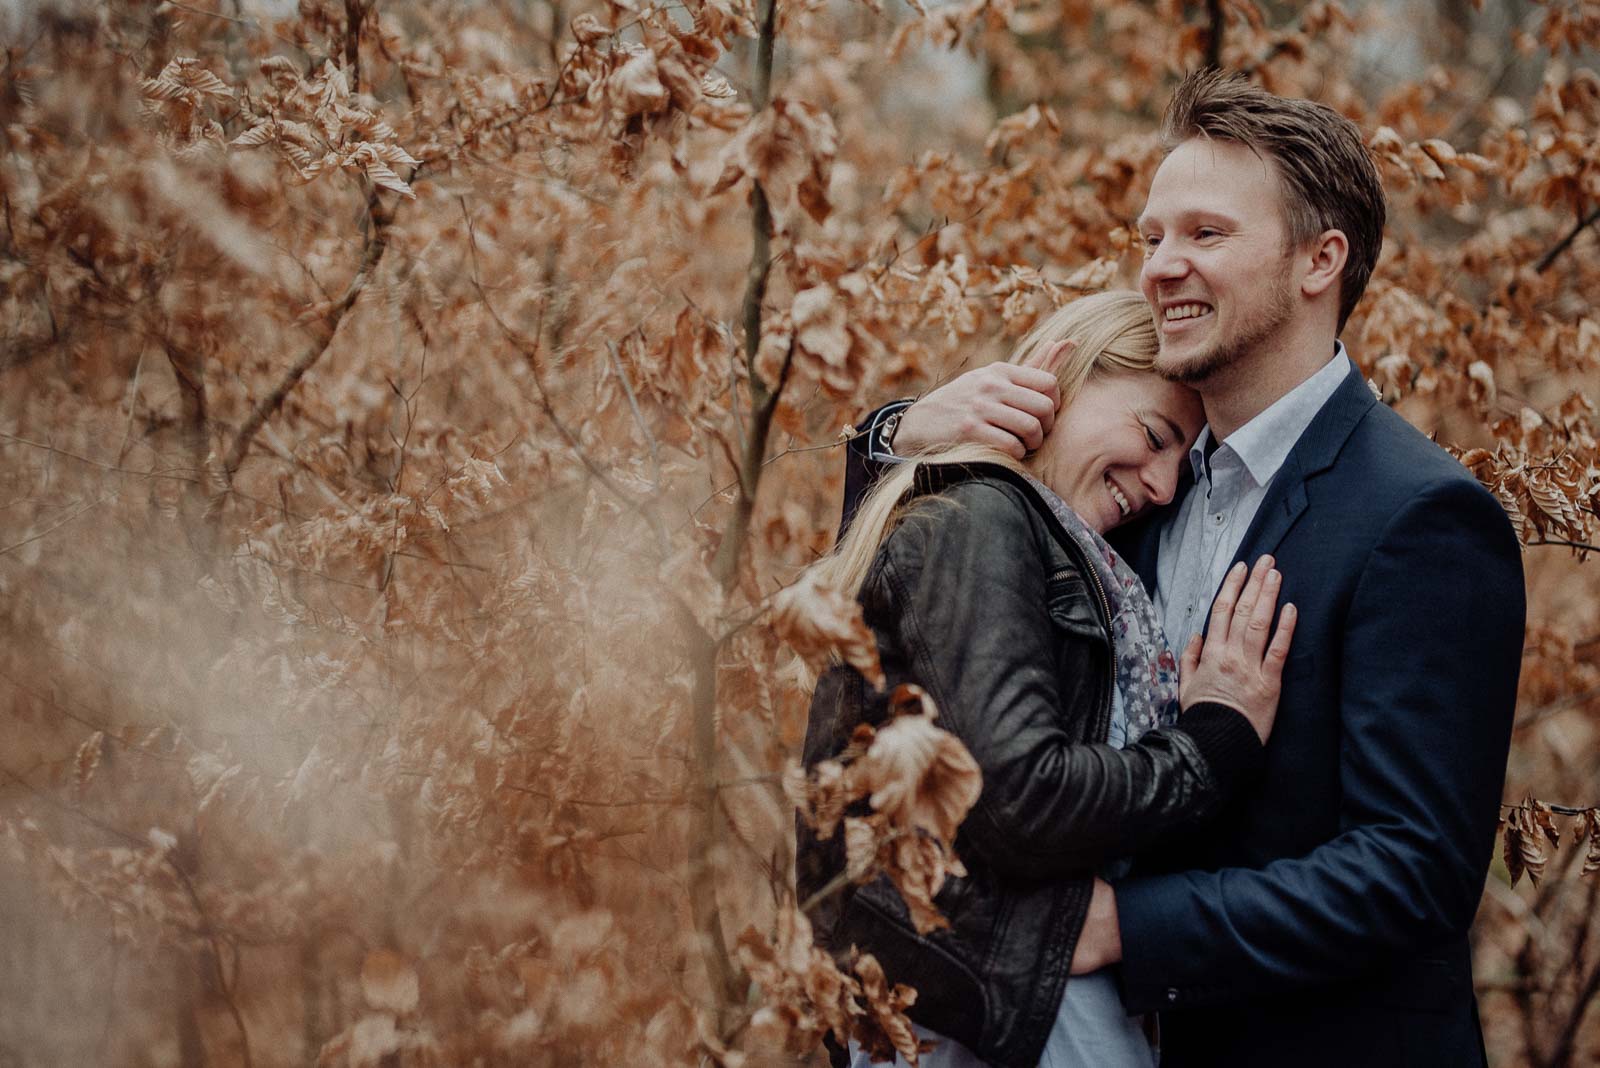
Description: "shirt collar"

(1189, 343), (1352, 486)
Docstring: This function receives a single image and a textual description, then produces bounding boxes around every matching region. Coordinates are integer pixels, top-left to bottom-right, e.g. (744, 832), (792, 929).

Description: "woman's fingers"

(1241, 566), (1282, 657)
(1263, 603), (1297, 674)
(1231, 555), (1273, 632)
(1180, 633), (1202, 680)
(1207, 561), (1249, 645)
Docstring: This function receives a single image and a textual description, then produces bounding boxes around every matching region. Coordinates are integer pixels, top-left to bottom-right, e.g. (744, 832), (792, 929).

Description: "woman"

(796, 290), (1295, 1068)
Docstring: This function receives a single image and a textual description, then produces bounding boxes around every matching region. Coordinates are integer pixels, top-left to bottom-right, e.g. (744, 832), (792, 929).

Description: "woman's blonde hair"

(809, 290), (1159, 597)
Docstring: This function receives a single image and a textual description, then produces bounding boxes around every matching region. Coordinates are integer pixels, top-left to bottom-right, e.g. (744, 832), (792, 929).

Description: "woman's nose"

(1144, 454), (1182, 506)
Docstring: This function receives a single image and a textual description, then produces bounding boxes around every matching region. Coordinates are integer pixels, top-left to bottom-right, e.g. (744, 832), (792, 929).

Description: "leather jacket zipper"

(1048, 542), (1115, 745)
(915, 460), (1119, 743)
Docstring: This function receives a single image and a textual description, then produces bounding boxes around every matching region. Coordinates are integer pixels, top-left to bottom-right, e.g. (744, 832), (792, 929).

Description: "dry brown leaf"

(791, 285), (852, 370)
(880, 832), (959, 934)
(843, 816), (878, 881)
(1513, 804), (1548, 886)
(1528, 797), (1561, 848)
(1467, 361), (1496, 409)
(851, 952), (922, 1065)
(1581, 809), (1600, 876)
(611, 49), (669, 119)
(361, 949), (420, 1014)
(803, 758), (854, 838)
(772, 569), (885, 690)
(1502, 813), (1525, 888)
(570, 13), (611, 44)
(73, 731), (105, 790)
(858, 687), (981, 843)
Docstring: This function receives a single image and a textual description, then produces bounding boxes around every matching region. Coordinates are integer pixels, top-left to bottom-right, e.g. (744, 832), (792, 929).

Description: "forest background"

(1, 0), (1598, 1064)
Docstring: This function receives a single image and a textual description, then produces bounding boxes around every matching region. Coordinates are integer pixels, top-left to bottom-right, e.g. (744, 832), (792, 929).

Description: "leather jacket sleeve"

(865, 479), (1263, 880)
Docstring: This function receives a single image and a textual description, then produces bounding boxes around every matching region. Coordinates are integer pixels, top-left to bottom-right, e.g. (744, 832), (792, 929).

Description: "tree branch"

(223, 183), (394, 481)
(688, 0), (783, 1027)
(1527, 537), (1600, 556)
(1501, 801), (1595, 817)
(1543, 949), (1600, 1068)
(458, 199), (671, 558)
(1534, 207), (1600, 275)
(1205, 0), (1224, 68)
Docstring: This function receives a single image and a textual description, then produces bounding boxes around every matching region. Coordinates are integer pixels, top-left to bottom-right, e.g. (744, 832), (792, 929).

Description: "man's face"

(1138, 138), (1298, 385)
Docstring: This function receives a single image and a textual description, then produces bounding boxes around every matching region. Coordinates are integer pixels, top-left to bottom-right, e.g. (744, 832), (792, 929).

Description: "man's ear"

(1300, 229), (1348, 300)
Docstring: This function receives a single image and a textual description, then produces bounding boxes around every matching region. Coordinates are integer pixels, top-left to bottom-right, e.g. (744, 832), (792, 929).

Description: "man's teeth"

(1106, 475), (1130, 516)
(1164, 303), (1211, 321)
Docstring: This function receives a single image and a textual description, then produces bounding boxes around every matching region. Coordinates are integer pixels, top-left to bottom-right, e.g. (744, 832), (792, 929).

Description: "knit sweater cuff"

(1177, 702), (1266, 796)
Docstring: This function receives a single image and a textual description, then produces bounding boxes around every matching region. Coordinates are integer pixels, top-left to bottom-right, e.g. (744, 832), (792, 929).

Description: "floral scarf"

(1025, 475), (1180, 743)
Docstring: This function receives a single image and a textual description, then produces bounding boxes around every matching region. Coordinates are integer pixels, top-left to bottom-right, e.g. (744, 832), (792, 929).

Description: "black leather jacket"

(798, 462), (1263, 1068)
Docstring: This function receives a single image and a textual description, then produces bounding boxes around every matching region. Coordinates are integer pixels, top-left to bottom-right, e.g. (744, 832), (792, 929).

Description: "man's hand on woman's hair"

(893, 342), (1067, 458)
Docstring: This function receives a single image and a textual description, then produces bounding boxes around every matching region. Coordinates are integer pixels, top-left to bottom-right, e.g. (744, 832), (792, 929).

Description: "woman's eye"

(1144, 424), (1164, 450)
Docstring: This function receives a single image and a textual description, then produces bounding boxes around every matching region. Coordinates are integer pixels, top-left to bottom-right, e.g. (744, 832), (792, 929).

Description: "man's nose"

(1141, 240), (1188, 284)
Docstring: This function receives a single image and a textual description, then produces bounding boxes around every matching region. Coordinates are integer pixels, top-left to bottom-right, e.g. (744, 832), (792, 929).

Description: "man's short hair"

(1161, 69), (1386, 332)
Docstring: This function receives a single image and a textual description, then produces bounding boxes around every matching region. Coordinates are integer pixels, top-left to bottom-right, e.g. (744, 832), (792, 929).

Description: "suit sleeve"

(1114, 477), (1526, 1011)
(841, 401), (913, 537)
(873, 481), (1263, 879)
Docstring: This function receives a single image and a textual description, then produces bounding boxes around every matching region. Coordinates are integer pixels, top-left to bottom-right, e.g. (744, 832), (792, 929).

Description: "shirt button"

(1212, 513), (1225, 525)
(1166, 988), (1180, 1003)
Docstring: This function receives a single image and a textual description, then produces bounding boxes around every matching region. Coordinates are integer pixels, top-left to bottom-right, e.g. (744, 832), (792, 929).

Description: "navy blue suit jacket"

(841, 365), (1525, 1067)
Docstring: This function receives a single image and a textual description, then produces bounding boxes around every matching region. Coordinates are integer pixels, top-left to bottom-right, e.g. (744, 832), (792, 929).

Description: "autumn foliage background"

(1, 0), (1599, 1064)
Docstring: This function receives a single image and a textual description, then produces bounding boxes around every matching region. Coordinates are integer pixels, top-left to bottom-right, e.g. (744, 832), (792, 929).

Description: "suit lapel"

(1229, 364), (1377, 566)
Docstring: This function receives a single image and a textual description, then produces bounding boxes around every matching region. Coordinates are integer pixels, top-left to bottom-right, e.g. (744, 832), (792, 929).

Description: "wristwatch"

(878, 410), (903, 454)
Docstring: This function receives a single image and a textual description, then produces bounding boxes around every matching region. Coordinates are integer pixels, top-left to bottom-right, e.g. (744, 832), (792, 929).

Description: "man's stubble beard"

(1156, 268), (1297, 387)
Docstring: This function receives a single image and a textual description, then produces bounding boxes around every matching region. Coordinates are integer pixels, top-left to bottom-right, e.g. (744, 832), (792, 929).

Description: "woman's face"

(1029, 371), (1205, 534)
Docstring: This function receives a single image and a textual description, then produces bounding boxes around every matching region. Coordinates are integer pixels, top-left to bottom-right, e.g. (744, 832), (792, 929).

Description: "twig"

(1533, 207), (1600, 275)
(1501, 801), (1594, 817)
(708, 337), (796, 586)
(457, 199), (670, 556)
(0, 495), (106, 558)
(605, 338), (664, 491)
(685, 437), (843, 524)
(1514, 685), (1600, 731)
(797, 829), (911, 916)
(0, 766), (143, 846)
(343, 0), (364, 94)
(117, 345), (147, 466)
(1544, 951), (1600, 1068)
(160, 1), (304, 56)
(499, 783), (691, 809)
(223, 183), (394, 480)
(167, 850), (255, 1068)
(1527, 537), (1600, 555)
(1205, 0), (1224, 68)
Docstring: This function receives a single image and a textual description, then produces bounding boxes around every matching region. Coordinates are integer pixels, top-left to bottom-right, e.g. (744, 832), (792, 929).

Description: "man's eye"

(1196, 228), (1221, 239)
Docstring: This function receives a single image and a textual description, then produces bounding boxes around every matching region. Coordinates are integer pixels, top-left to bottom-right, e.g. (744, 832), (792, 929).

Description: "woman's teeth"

(1106, 474), (1130, 516)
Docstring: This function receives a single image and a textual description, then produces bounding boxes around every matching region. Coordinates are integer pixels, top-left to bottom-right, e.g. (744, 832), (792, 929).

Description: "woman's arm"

(868, 479), (1263, 880)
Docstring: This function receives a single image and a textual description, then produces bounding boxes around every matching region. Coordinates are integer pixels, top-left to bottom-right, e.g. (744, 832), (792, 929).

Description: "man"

(840, 71), (1525, 1066)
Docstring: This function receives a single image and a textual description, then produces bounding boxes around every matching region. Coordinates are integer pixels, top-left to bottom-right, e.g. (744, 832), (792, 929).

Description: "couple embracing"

(796, 71), (1526, 1067)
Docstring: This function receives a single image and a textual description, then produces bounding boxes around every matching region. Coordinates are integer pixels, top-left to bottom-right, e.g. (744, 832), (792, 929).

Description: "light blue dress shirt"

(1155, 346), (1352, 657)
